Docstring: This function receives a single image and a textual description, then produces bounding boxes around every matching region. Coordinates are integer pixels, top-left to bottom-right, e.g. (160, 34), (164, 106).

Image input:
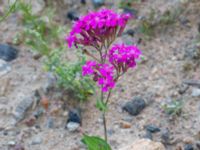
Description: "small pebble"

(67, 108), (82, 124)
(67, 10), (79, 21)
(31, 136), (42, 145)
(145, 124), (160, 133)
(183, 137), (194, 144)
(184, 144), (194, 150)
(92, 0), (105, 8)
(66, 122), (80, 132)
(81, 0), (86, 4)
(191, 88), (200, 97)
(0, 59), (11, 77)
(120, 121), (131, 129)
(123, 96), (146, 116)
(0, 44), (18, 61)
(161, 128), (170, 143)
(8, 141), (16, 146)
(46, 117), (54, 128)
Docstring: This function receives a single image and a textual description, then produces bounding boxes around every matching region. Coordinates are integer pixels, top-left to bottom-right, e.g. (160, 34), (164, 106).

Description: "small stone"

(81, 0), (86, 4)
(196, 141), (200, 149)
(191, 88), (200, 97)
(198, 23), (200, 33)
(8, 141), (16, 146)
(67, 10), (79, 21)
(0, 44), (18, 61)
(14, 96), (34, 122)
(125, 29), (135, 37)
(120, 139), (165, 150)
(123, 8), (137, 17)
(46, 117), (54, 128)
(179, 84), (189, 94)
(67, 108), (82, 124)
(66, 122), (80, 132)
(161, 128), (170, 144)
(62, 111), (68, 117)
(176, 144), (183, 150)
(24, 116), (36, 127)
(0, 59), (11, 77)
(31, 136), (42, 145)
(183, 137), (194, 144)
(145, 124), (160, 133)
(184, 144), (194, 150)
(120, 121), (132, 129)
(33, 108), (44, 119)
(123, 96), (146, 116)
(143, 131), (153, 140)
(92, 0), (105, 8)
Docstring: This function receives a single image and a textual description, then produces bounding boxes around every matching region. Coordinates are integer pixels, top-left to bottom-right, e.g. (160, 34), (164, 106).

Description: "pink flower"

(82, 61), (97, 76)
(109, 44), (141, 73)
(82, 62), (115, 92)
(66, 8), (131, 48)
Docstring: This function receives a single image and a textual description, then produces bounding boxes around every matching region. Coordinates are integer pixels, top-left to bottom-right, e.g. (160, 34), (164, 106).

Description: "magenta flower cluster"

(66, 8), (131, 48)
(82, 61), (115, 92)
(109, 44), (141, 73)
(66, 8), (141, 92)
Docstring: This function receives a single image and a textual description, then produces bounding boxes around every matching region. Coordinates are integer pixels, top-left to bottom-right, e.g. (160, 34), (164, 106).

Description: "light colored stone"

(0, 59), (11, 77)
(66, 122), (80, 132)
(191, 88), (200, 97)
(120, 139), (165, 150)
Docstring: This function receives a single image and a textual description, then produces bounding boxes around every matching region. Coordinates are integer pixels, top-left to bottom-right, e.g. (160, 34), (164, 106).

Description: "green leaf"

(96, 100), (108, 112)
(82, 134), (112, 150)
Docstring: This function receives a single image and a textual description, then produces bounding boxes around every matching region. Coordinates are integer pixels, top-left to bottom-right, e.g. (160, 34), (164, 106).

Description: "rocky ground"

(0, 0), (200, 150)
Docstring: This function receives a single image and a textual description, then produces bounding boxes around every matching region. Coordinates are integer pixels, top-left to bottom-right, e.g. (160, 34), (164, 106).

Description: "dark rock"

(184, 144), (194, 150)
(92, 0), (105, 8)
(185, 46), (200, 60)
(123, 8), (137, 17)
(33, 108), (44, 119)
(67, 10), (79, 21)
(198, 23), (200, 33)
(122, 97), (146, 116)
(46, 117), (54, 128)
(143, 131), (153, 140)
(14, 96), (34, 122)
(178, 84), (189, 94)
(161, 128), (170, 144)
(196, 141), (200, 149)
(67, 108), (82, 124)
(0, 44), (18, 61)
(145, 124), (160, 133)
(81, 0), (86, 4)
(125, 29), (135, 37)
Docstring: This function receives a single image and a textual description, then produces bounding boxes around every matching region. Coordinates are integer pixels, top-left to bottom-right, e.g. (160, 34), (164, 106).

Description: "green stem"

(102, 111), (107, 142)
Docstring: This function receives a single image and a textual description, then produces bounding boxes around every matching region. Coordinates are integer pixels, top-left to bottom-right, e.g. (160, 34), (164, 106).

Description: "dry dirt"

(0, 0), (200, 150)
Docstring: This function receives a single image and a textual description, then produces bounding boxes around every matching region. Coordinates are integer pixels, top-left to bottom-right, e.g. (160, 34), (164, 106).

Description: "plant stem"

(102, 111), (107, 142)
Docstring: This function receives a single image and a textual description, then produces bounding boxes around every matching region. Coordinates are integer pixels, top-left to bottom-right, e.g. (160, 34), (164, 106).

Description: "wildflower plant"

(66, 8), (141, 149)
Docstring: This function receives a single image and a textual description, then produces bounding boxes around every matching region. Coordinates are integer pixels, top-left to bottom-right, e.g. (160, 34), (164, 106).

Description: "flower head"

(109, 44), (141, 73)
(66, 8), (131, 48)
(82, 61), (115, 92)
